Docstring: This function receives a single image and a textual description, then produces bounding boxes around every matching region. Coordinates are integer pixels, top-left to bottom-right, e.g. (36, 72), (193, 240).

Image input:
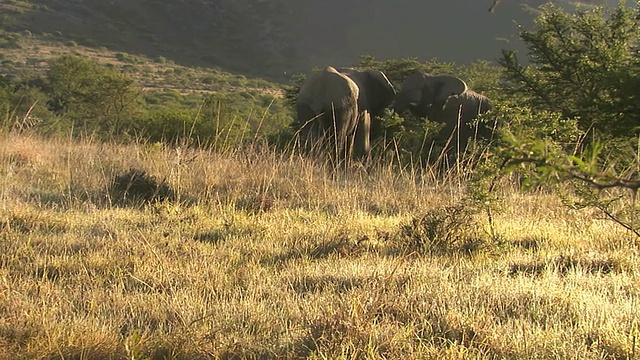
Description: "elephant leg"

(296, 103), (321, 153)
(353, 111), (371, 161)
(319, 107), (341, 161)
(329, 105), (360, 163)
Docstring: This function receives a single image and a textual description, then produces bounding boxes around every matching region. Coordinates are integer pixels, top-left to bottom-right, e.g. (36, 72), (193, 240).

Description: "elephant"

(337, 67), (396, 159)
(392, 72), (494, 156)
(296, 66), (396, 161)
(296, 66), (360, 161)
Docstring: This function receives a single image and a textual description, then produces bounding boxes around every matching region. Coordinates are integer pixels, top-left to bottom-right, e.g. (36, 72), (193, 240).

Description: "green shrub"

(494, 2), (640, 238)
(46, 55), (142, 135)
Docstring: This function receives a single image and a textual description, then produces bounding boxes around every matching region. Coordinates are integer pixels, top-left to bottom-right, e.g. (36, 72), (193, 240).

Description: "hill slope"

(0, 0), (619, 80)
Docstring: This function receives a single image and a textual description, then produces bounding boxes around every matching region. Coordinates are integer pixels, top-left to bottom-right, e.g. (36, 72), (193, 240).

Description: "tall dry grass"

(0, 132), (638, 359)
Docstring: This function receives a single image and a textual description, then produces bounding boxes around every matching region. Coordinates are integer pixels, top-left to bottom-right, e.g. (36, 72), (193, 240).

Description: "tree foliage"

(495, 1), (640, 238)
(46, 55), (141, 135)
(500, 2), (640, 143)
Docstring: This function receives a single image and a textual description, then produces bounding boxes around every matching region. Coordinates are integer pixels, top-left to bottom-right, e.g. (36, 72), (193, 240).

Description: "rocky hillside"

(0, 0), (619, 81)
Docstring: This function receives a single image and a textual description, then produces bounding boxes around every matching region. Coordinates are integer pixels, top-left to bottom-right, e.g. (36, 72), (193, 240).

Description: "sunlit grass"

(0, 133), (638, 359)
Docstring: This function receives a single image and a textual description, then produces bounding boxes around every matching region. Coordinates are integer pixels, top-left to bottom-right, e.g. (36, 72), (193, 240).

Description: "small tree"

(46, 55), (141, 136)
(500, 2), (640, 145)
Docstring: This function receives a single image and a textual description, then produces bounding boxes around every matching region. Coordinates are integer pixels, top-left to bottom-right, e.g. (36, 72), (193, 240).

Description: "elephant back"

(295, 66), (361, 161)
(298, 67), (359, 115)
(440, 90), (495, 141)
(446, 90), (492, 118)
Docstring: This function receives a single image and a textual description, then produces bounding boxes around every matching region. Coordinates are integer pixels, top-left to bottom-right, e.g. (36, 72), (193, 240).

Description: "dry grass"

(0, 133), (638, 359)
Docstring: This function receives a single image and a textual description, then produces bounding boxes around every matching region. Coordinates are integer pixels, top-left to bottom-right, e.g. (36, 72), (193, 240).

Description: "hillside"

(0, 0), (619, 80)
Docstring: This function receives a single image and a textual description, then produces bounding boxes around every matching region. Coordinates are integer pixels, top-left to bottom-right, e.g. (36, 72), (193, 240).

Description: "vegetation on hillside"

(0, 47), (293, 146)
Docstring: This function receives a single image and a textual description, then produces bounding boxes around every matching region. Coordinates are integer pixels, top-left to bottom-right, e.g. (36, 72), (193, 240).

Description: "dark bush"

(109, 169), (176, 205)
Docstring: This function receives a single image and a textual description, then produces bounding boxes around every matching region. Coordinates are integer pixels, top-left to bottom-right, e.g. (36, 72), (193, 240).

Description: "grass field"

(0, 133), (638, 359)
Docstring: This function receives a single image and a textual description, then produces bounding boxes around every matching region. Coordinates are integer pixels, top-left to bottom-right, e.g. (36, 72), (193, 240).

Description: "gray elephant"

(392, 72), (494, 155)
(296, 66), (396, 161)
(296, 66), (360, 160)
(337, 68), (397, 158)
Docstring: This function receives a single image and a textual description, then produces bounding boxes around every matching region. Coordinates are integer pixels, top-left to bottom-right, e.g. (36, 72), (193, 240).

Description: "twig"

(489, 0), (502, 12)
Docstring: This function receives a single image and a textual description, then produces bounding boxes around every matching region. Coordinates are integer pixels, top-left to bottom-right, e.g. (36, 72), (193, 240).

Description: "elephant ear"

(430, 74), (468, 105)
(326, 66), (359, 102)
(367, 70), (396, 95)
(364, 70), (396, 115)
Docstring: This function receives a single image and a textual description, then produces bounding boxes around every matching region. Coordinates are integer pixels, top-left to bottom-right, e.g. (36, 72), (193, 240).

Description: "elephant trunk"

(391, 98), (407, 114)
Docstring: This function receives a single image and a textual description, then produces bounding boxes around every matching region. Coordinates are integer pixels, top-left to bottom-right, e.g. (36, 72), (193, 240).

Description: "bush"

(46, 55), (142, 135)
(400, 204), (485, 255)
(109, 168), (176, 205)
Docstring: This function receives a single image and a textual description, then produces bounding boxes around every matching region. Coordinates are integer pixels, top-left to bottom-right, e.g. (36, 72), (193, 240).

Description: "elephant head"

(295, 66), (360, 161)
(392, 73), (468, 118)
(392, 72), (494, 156)
(337, 68), (396, 159)
(337, 68), (396, 118)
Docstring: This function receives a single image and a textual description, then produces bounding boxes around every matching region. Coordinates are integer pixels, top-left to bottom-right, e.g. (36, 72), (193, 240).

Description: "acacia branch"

(590, 199), (640, 238)
(504, 156), (640, 238)
(569, 172), (640, 193)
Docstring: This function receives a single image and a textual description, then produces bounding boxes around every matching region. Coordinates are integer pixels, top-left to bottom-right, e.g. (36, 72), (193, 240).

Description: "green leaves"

(46, 55), (141, 134)
(500, 3), (640, 141)
(491, 3), (640, 238)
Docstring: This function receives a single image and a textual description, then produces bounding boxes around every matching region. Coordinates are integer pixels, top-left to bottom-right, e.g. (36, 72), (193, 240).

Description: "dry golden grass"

(0, 133), (638, 359)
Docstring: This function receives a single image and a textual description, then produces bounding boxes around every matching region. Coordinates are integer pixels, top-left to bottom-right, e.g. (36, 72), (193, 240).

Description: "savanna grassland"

(1, 1), (639, 359)
(1, 133), (638, 359)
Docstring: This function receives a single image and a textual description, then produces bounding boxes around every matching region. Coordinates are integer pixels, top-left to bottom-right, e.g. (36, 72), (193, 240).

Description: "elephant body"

(296, 66), (360, 160)
(296, 66), (395, 161)
(392, 72), (494, 155)
(431, 89), (493, 147)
